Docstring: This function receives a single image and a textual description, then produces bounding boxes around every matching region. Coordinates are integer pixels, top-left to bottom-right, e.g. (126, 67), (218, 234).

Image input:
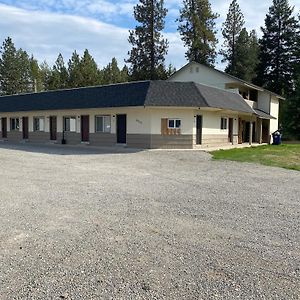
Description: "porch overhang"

(254, 109), (276, 120)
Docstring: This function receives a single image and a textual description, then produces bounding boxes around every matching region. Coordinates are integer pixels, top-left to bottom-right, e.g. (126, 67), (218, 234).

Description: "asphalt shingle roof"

(0, 80), (255, 114)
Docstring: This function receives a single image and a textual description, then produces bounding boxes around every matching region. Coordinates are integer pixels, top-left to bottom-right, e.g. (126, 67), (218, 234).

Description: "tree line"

(0, 39), (130, 94)
(0, 0), (299, 138)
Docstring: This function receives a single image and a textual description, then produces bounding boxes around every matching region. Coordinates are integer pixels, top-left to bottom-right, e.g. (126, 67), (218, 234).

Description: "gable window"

(168, 119), (181, 129)
(33, 117), (45, 131)
(10, 118), (20, 131)
(63, 117), (76, 132)
(95, 115), (111, 133)
(221, 117), (228, 130)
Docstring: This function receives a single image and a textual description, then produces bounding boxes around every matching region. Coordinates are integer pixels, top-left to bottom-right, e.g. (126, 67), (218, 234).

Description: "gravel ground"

(0, 143), (299, 300)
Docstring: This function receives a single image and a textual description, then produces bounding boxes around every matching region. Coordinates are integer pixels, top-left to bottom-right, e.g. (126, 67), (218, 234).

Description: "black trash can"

(272, 131), (282, 145)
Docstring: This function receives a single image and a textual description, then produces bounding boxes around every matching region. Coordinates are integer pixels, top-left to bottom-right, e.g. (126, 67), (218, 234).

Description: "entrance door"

(22, 117), (29, 139)
(81, 115), (89, 142)
(1, 117), (7, 138)
(228, 118), (233, 143)
(117, 114), (127, 144)
(50, 116), (57, 141)
(196, 115), (202, 145)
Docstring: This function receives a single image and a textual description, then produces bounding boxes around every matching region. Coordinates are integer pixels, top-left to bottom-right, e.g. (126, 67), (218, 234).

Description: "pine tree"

(220, 0), (245, 75)
(284, 15), (300, 139)
(48, 53), (69, 90)
(177, 0), (219, 66)
(285, 76), (300, 139)
(120, 65), (129, 83)
(102, 58), (121, 84)
(0, 37), (19, 95)
(126, 0), (169, 80)
(255, 0), (298, 96)
(16, 49), (32, 93)
(30, 56), (43, 92)
(79, 49), (99, 87)
(39, 61), (52, 91)
(68, 51), (83, 88)
(234, 29), (259, 81)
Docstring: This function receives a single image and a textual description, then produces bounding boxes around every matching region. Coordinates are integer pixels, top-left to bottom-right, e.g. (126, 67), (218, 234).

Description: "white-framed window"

(10, 118), (20, 131)
(63, 116), (76, 132)
(33, 117), (45, 131)
(168, 119), (181, 129)
(95, 115), (111, 133)
(221, 117), (228, 130)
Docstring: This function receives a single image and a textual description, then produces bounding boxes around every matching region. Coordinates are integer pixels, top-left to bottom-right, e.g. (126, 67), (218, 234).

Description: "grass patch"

(210, 144), (300, 171)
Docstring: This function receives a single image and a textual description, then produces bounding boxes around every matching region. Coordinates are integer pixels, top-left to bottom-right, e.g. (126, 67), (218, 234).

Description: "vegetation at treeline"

(0, 0), (299, 139)
(211, 144), (300, 171)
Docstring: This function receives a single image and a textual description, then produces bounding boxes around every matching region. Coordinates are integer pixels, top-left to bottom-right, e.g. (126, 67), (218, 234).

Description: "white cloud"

(1, 0), (299, 72)
(0, 4), (186, 69)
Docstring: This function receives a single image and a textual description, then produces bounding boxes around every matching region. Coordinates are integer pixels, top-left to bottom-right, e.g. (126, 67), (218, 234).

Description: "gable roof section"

(169, 61), (285, 100)
(0, 80), (254, 114)
(145, 81), (254, 114)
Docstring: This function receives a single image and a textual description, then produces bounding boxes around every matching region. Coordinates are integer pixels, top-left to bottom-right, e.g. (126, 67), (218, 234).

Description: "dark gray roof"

(0, 81), (255, 114)
(254, 109), (276, 119)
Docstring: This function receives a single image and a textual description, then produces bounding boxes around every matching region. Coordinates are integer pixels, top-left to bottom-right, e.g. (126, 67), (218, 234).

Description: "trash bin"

(272, 131), (282, 145)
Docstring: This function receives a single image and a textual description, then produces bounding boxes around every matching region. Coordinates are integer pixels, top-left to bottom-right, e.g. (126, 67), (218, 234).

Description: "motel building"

(0, 62), (283, 149)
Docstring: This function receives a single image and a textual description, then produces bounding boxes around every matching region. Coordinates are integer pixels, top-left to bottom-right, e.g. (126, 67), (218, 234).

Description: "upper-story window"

(10, 118), (20, 131)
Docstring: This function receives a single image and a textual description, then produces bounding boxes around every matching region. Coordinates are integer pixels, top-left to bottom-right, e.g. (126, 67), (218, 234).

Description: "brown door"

(50, 116), (57, 141)
(1, 117), (7, 138)
(228, 118), (233, 143)
(81, 115), (89, 142)
(22, 117), (29, 139)
(196, 115), (202, 145)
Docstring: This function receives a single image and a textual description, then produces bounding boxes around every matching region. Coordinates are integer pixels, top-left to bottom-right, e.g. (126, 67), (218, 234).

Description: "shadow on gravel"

(0, 142), (143, 156)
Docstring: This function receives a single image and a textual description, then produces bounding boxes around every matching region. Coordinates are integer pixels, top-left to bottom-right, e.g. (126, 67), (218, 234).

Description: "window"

(33, 117), (45, 131)
(64, 117), (76, 132)
(95, 115), (111, 133)
(221, 117), (228, 130)
(10, 118), (20, 131)
(168, 119), (181, 129)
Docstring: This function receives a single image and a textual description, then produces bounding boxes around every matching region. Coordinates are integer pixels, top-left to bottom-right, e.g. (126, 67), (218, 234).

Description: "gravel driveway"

(0, 143), (299, 299)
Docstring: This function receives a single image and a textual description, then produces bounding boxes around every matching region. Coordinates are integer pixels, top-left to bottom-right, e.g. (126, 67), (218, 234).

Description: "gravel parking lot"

(0, 143), (299, 299)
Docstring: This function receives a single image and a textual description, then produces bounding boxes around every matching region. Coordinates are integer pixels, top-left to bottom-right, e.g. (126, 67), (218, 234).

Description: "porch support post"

(249, 121), (253, 145)
(258, 118), (263, 144)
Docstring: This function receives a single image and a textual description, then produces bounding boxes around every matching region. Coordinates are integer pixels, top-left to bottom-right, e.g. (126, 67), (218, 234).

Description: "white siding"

(257, 91), (270, 113)
(149, 108), (194, 135)
(270, 97), (279, 135)
(169, 62), (237, 90)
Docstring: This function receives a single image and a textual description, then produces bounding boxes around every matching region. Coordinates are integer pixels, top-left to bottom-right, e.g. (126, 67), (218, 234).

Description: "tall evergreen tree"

(68, 51), (83, 88)
(233, 29), (259, 81)
(30, 56), (43, 92)
(16, 49), (32, 93)
(255, 0), (298, 96)
(102, 58), (128, 84)
(39, 61), (52, 91)
(79, 49), (99, 86)
(48, 53), (68, 90)
(0, 37), (19, 95)
(283, 14), (300, 139)
(126, 0), (169, 80)
(220, 0), (245, 75)
(177, 0), (219, 66)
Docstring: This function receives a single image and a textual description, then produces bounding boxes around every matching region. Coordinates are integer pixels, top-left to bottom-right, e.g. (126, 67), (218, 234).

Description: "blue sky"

(0, 0), (299, 70)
